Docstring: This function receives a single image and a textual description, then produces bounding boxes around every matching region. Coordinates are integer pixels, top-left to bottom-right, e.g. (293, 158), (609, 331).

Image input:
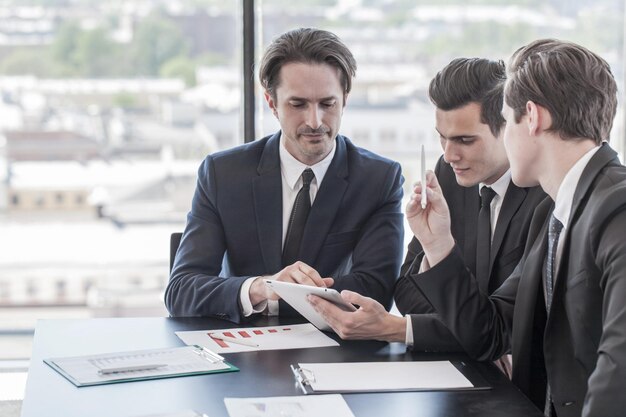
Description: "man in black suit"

(165, 28), (404, 322)
(397, 40), (626, 417)
(394, 59), (546, 355)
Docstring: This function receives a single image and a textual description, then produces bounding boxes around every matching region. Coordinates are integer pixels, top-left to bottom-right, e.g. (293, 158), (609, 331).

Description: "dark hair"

(259, 28), (357, 100)
(505, 39), (617, 144)
(429, 57), (506, 137)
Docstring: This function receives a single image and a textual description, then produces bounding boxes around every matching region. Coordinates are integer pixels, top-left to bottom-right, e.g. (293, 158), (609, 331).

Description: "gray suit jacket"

(412, 144), (626, 417)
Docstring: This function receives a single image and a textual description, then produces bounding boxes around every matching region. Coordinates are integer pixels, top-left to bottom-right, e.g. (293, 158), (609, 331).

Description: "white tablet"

(265, 280), (357, 332)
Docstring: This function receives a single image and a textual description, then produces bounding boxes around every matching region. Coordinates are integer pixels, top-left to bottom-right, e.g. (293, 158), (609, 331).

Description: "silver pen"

(98, 363), (167, 375)
(421, 144), (428, 209)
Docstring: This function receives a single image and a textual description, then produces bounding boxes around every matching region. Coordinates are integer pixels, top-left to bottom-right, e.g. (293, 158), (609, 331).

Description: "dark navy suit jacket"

(165, 132), (404, 322)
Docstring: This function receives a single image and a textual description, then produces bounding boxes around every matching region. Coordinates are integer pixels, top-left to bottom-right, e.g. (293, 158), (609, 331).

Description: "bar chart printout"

(175, 323), (338, 353)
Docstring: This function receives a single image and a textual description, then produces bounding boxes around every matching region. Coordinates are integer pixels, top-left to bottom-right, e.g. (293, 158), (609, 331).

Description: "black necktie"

(282, 169), (315, 266)
(543, 214), (563, 417)
(476, 186), (497, 287)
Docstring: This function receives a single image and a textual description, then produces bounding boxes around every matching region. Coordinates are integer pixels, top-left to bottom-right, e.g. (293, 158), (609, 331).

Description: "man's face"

(501, 103), (540, 188)
(436, 102), (509, 187)
(265, 62), (345, 165)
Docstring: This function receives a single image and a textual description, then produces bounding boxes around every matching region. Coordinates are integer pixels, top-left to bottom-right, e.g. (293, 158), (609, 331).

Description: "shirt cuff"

(267, 299), (279, 316)
(405, 314), (414, 346)
(240, 276), (268, 317)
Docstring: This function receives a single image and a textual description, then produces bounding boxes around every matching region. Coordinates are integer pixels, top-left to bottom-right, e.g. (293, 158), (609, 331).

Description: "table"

(21, 316), (542, 417)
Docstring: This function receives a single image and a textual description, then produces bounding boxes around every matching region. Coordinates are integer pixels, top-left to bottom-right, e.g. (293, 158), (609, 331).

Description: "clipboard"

(290, 361), (491, 394)
(45, 345), (238, 387)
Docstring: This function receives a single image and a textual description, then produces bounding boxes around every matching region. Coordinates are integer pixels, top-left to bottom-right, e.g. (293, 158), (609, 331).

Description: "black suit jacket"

(412, 144), (626, 417)
(165, 132), (404, 322)
(395, 156), (546, 316)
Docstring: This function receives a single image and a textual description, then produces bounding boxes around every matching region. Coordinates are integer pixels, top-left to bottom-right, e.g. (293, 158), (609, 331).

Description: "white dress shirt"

(479, 169), (512, 239)
(239, 134), (336, 317)
(550, 146), (600, 291)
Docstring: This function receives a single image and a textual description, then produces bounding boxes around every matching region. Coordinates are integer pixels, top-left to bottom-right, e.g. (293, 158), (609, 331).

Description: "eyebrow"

(287, 96), (338, 102)
(435, 128), (478, 141)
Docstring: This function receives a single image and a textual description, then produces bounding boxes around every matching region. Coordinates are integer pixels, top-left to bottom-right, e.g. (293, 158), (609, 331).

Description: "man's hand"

(249, 261), (334, 305)
(308, 290), (406, 342)
(406, 171), (455, 267)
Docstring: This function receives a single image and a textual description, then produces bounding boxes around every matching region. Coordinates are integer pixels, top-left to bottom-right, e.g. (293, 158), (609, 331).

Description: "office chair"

(169, 232), (183, 273)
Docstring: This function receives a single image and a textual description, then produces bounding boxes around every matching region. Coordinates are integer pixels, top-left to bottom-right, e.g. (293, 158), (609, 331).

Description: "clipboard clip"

(192, 345), (224, 364)
(290, 364), (315, 394)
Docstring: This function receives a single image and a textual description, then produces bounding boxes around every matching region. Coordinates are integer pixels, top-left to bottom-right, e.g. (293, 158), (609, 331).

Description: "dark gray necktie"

(545, 214), (564, 312)
(544, 213), (564, 417)
(476, 186), (497, 285)
(282, 169), (315, 266)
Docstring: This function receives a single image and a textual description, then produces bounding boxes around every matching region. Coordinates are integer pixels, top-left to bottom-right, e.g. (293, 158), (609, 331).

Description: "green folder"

(44, 345), (238, 387)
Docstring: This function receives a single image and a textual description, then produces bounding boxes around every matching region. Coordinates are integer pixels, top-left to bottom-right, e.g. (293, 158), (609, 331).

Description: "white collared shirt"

(551, 146), (600, 278)
(239, 134), (337, 317)
(479, 169), (512, 239)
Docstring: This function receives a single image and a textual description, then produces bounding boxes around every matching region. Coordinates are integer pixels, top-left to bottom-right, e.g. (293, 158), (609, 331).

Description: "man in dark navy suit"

(165, 28), (404, 323)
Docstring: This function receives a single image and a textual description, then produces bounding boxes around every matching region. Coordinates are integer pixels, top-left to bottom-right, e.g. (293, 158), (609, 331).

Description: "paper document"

(224, 394), (354, 417)
(45, 345), (237, 387)
(293, 361), (474, 393)
(176, 323), (338, 354)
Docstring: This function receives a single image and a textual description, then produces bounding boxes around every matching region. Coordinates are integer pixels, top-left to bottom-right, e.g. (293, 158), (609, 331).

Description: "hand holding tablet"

(265, 280), (356, 332)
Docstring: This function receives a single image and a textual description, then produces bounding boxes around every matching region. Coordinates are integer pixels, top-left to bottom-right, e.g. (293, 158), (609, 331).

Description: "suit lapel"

(252, 133), (283, 273)
(489, 183), (527, 277)
(568, 143), (617, 226)
(299, 136), (349, 266)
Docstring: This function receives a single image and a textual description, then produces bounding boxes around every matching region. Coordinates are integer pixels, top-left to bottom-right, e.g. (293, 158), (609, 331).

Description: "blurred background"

(0, 0), (624, 411)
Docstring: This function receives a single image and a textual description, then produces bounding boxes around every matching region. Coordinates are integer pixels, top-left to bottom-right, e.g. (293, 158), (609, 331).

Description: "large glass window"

(0, 1), (242, 366)
(0, 0), (624, 386)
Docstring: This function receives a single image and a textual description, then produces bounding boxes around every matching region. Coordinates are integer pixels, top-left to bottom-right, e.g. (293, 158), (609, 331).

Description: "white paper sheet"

(224, 394), (354, 417)
(175, 323), (338, 353)
(298, 361), (473, 392)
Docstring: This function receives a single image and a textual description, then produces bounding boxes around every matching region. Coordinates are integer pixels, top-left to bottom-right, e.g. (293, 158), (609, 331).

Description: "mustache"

(298, 127), (330, 135)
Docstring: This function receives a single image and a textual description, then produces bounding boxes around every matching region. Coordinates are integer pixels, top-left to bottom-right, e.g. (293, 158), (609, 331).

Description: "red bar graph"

(208, 327), (291, 349)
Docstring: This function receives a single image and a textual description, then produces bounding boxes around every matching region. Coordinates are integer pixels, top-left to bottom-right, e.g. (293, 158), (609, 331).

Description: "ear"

(526, 101), (552, 136)
(264, 91), (278, 118)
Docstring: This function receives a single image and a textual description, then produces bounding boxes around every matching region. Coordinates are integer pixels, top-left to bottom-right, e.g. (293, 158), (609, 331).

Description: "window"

(0, 1), (242, 362)
(0, 0), (624, 366)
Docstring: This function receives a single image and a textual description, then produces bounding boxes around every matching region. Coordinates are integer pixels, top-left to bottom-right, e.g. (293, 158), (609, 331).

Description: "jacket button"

(562, 401), (575, 407)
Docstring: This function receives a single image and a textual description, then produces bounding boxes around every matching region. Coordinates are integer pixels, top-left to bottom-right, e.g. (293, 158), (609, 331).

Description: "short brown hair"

(505, 39), (617, 144)
(259, 28), (357, 100)
(429, 57), (506, 137)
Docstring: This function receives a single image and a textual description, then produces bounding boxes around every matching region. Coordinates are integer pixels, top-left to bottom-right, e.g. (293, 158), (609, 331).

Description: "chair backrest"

(169, 232), (183, 273)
